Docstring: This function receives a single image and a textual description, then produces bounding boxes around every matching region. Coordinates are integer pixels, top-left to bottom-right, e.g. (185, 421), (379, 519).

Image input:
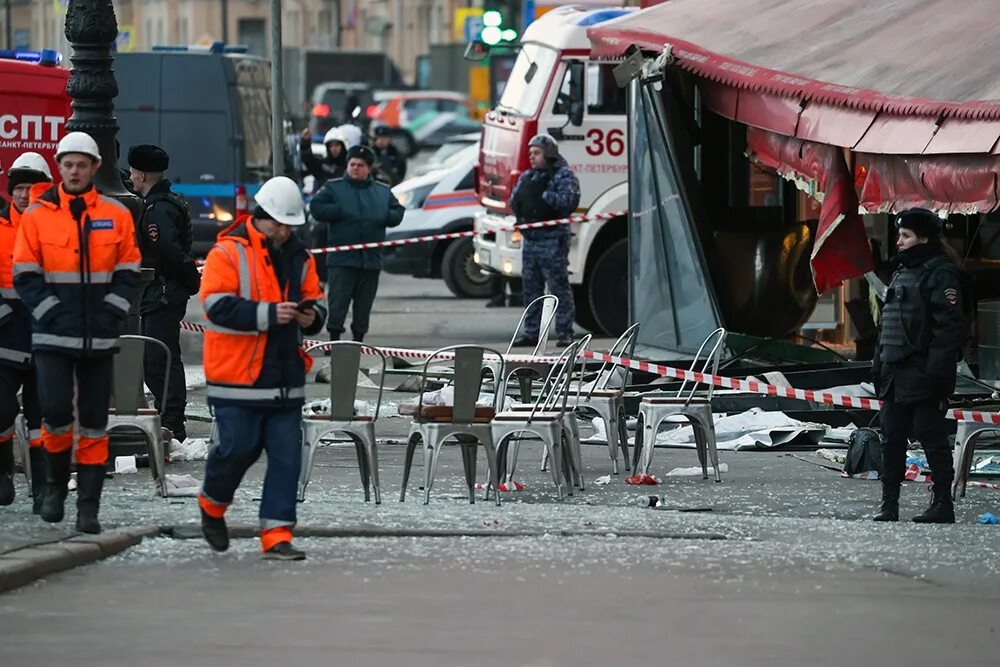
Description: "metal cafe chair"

(632, 327), (727, 482)
(399, 345), (505, 505)
(299, 341), (387, 504)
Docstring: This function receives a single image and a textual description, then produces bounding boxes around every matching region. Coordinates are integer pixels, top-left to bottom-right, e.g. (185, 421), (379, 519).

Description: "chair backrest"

(585, 323), (640, 400)
(675, 327), (727, 405)
(417, 345), (506, 423)
(506, 294), (559, 355)
(309, 341), (387, 421)
(116, 335), (171, 415)
(525, 340), (579, 421)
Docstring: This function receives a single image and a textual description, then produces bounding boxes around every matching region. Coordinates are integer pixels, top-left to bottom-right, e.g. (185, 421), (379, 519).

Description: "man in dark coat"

(308, 145), (404, 342)
(509, 134), (580, 347)
(871, 208), (969, 524)
(368, 123), (408, 187)
(128, 144), (201, 442)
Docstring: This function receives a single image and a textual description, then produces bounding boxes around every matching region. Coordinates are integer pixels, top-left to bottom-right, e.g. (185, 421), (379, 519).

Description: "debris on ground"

(979, 513), (999, 524)
(625, 474), (661, 485)
(159, 473), (201, 497)
(593, 475), (612, 486)
(114, 456), (138, 474)
(169, 438), (210, 462)
(656, 408), (827, 450)
(665, 463), (729, 476)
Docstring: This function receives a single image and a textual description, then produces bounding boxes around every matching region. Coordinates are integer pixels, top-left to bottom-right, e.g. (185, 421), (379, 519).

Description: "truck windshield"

(497, 43), (558, 117)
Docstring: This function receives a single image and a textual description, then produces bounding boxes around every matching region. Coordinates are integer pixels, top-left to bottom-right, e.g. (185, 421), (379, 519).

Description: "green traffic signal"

(479, 9), (517, 45)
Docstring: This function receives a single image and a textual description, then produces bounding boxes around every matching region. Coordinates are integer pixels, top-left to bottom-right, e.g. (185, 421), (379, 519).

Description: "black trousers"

(141, 303), (187, 440)
(34, 352), (114, 462)
(880, 387), (953, 487)
(326, 267), (380, 340)
(0, 363), (42, 438)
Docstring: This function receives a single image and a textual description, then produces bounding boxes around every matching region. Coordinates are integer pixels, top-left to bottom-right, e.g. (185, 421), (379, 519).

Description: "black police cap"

(128, 144), (169, 172)
(895, 208), (943, 238)
(346, 145), (375, 166)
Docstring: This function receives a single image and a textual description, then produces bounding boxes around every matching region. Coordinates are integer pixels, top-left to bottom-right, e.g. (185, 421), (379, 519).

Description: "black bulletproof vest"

(879, 256), (949, 363)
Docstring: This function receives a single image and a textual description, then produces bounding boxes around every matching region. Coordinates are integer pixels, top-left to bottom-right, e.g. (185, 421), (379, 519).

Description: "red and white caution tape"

(307, 209), (627, 256)
(179, 320), (1000, 425)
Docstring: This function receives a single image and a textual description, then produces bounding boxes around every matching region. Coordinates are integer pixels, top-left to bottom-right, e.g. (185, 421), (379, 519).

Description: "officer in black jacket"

(128, 145), (201, 442)
(872, 208), (969, 524)
(368, 123), (407, 187)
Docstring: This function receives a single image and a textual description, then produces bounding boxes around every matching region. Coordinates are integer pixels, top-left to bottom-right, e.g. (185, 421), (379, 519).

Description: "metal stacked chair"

(632, 328), (727, 482)
(299, 341), (387, 503)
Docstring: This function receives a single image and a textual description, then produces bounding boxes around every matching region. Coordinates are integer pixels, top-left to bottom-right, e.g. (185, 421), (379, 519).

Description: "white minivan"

(384, 144), (498, 298)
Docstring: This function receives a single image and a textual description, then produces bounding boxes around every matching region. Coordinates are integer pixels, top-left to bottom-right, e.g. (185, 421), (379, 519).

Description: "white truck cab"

(473, 6), (633, 335)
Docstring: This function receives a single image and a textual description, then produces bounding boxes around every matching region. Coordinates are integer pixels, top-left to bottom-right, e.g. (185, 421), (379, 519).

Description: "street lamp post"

(63, 0), (147, 334)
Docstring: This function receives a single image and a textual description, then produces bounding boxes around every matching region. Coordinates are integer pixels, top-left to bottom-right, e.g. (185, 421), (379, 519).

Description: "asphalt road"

(2, 274), (999, 666)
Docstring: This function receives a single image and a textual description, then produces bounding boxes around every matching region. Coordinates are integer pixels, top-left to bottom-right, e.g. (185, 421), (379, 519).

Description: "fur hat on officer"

(128, 144), (170, 173)
(346, 144), (376, 166)
(895, 208), (943, 239)
(528, 133), (559, 159)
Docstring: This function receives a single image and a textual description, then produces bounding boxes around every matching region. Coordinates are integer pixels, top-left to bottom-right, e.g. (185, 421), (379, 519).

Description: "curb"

(160, 524), (729, 541)
(0, 526), (159, 594)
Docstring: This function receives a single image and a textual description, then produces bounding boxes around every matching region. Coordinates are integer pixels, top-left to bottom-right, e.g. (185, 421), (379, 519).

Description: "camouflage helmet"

(527, 133), (559, 158)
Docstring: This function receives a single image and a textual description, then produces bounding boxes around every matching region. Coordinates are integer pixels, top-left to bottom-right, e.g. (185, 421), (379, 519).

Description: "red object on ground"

(625, 474), (661, 486)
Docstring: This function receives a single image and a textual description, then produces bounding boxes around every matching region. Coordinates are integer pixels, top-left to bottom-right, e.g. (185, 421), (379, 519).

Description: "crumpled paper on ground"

(169, 438), (209, 462)
(400, 386), (513, 412)
(159, 473), (201, 497)
(665, 463), (729, 476)
(302, 398), (371, 417)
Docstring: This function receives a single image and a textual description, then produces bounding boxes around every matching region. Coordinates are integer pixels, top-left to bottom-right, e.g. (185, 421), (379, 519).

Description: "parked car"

(411, 132), (481, 178)
(369, 91), (479, 155)
(384, 144), (497, 298)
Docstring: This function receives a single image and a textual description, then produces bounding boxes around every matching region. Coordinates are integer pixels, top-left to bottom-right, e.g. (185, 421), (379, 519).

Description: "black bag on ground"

(844, 427), (883, 476)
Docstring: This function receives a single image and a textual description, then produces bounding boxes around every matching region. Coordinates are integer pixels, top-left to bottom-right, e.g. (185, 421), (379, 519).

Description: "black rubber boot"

(40, 449), (71, 523)
(511, 336), (537, 348)
(0, 439), (15, 506)
(75, 464), (105, 534)
(29, 447), (48, 514)
(201, 509), (230, 552)
(912, 482), (955, 524)
(872, 481), (900, 522)
(262, 541), (306, 561)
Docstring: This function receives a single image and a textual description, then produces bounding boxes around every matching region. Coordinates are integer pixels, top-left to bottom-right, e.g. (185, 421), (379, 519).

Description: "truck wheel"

(441, 238), (499, 298)
(572, 285), (602, 334)
(588, 238), (629, 336)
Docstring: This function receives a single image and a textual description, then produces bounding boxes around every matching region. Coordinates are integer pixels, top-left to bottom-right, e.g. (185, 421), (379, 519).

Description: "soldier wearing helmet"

(0, 152), (53, 510)
(509, 133), (581, 348)
(12, 132), (142, 533)
(198, 176), (326, 561)
(367, 122), (407, 186)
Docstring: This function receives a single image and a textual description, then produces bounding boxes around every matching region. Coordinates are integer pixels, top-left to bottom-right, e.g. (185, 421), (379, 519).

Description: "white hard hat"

(323, 128), (346, 146)
(335, 124), (363, 150)
(9, 152), (53, 180)
(55, 132), (102, 163)
(253, 176), (305, 226)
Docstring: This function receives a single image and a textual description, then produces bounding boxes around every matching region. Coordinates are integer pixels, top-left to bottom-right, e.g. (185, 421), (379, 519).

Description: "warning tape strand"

(178, 319), (1000, 425)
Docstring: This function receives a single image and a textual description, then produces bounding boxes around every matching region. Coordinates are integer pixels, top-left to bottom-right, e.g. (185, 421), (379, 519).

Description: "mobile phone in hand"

(295, 298), (317, 312)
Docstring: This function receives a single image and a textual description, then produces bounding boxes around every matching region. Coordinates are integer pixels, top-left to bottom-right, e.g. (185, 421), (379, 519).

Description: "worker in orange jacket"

(198, 176), (326, 561)
(0, 153), (53, 509)
(13, 132), (142, 533)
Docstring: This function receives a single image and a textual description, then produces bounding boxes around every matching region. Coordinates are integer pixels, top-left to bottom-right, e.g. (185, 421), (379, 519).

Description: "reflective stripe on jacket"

(200, 216), (326, 407)
(0, 201), (31, 367)
(12, 185), (141, 358)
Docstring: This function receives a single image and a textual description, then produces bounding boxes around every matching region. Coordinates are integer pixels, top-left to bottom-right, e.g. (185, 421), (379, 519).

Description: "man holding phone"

(197, 176), (326, 561)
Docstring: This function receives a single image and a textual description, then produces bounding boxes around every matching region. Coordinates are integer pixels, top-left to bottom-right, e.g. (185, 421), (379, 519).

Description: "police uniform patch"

(90, 219), (114, 230)
(147, 222), (159, 242)
(944, 288), (959, 305)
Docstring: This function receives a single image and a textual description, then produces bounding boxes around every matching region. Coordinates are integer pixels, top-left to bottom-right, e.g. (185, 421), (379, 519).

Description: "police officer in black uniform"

(872, 208), (969, 524)
(128, 145), (201, 442)
(368, 122), (407, 187)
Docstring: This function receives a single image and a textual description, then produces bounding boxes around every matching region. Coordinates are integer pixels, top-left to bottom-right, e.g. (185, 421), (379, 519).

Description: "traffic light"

(480, 7), (518, 46)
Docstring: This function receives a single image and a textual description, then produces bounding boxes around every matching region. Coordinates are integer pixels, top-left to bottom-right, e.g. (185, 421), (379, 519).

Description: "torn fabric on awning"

(746, 127), (874, 293)
(858, 154), (1000, 214)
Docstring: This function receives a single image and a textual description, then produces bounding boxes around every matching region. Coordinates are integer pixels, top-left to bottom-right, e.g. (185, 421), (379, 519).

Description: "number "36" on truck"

(585, 128), (625, 157)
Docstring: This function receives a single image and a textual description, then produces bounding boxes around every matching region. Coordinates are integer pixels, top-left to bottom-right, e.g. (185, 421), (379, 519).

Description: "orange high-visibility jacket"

(200, 217), (325, 406)
(12, 185), (141, 357)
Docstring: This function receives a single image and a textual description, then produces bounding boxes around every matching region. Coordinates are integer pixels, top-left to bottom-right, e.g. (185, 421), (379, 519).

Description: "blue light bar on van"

(151, 42), (248, 55)
(0, 49), (62, 66)
(576, 9), (632, 26)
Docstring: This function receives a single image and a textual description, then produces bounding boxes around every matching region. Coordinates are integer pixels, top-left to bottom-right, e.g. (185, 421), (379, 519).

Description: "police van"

(113, 43), (272, 257)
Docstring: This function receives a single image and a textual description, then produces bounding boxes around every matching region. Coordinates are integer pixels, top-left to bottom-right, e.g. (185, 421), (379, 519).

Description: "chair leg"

(400, 432), (420, 502)
(423, 436), (446, 505)
(483, 443), (501, 507)
(604, 409), (619, 474)
(706, 423), (722, 483)
(460, 442), (475, 504)
(297, 429), (316, 502)
(631, 413), (645, 474)
(564, 421), (584, 491)
(366, 437), (382, 505)
(693, 422), (708, 479)
(617, 406), (631, 475)
(353, 438), (371, 503)
(545, 435), (565, 500)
